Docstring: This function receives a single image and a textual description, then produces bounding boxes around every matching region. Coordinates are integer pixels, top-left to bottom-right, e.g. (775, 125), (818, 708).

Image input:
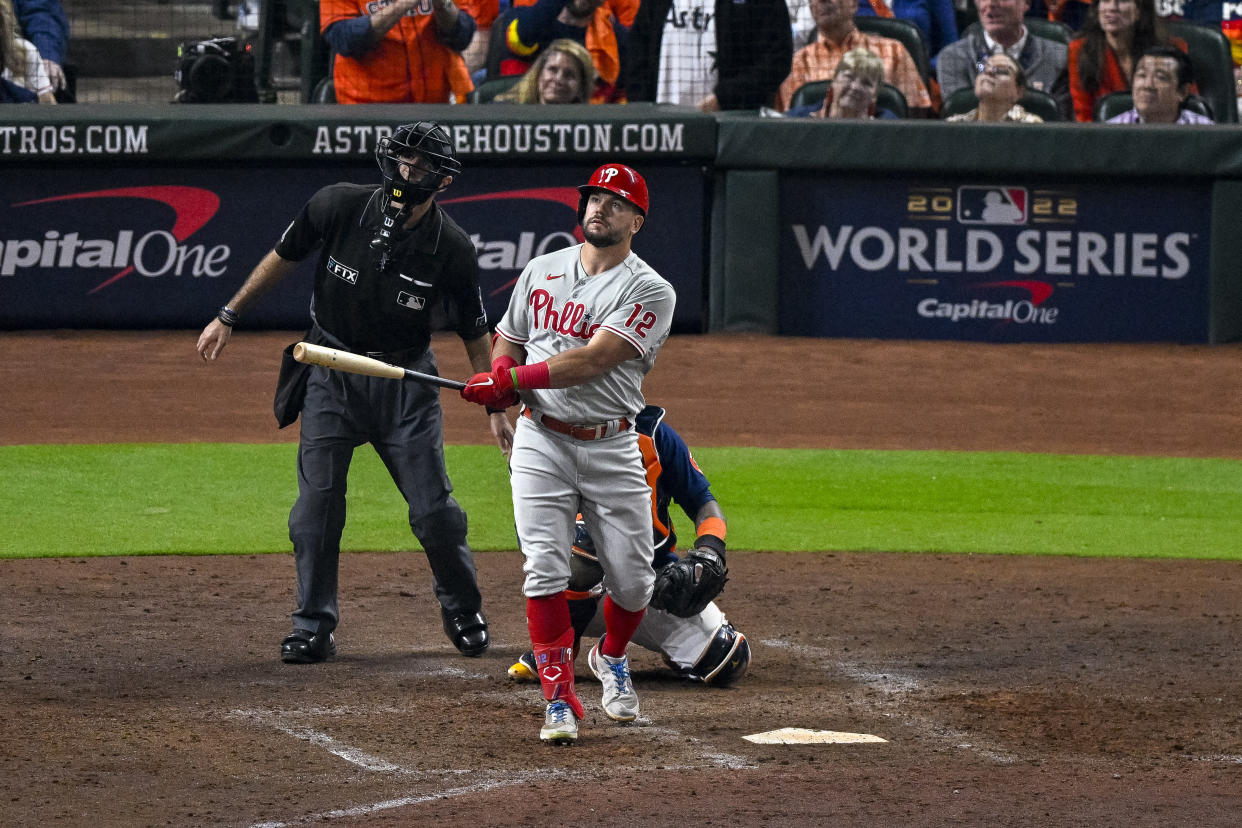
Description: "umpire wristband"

(216, 306), (240, 327)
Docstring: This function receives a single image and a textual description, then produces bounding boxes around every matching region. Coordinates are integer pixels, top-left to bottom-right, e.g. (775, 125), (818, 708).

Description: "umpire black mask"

(370, 121), (462, 265)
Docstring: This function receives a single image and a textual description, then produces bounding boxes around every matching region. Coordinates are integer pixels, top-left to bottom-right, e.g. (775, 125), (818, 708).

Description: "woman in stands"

(946, 53), (1044, 121)
(1068, 0), (1181, 121)
(492, 38), (597, 103)
(0, 0), (55, 103)
(786, 48), (898, 118)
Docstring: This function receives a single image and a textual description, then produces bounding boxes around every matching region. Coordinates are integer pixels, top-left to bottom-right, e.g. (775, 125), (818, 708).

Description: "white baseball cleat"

(540, 700), (579, 744)
(588, 642), (639, 722)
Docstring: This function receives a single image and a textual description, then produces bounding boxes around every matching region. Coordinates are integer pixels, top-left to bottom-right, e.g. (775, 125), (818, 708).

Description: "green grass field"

(5, 444), (1241, 560)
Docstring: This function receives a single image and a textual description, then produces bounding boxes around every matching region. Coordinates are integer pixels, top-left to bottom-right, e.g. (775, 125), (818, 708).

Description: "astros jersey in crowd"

(321, 0), (475, 103)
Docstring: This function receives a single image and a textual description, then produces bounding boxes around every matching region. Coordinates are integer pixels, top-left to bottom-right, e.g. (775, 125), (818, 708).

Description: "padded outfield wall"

(712, 116), (1242, 343)
(2, 105), (1241, 342)
(0, 105), (714, 334)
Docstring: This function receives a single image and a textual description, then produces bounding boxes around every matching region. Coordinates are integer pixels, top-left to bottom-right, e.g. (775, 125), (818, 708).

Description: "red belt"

(522, 408), (631, 441)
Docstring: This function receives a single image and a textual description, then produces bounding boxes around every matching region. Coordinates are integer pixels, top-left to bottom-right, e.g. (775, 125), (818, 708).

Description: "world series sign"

(778, 176), (1212, 342)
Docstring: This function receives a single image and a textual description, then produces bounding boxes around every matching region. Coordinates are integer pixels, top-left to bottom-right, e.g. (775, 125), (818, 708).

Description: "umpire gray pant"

(288, 348), (482, 635)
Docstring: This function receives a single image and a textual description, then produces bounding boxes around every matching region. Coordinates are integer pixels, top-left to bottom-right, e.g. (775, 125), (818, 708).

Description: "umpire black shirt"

(275, 183), (488, 355)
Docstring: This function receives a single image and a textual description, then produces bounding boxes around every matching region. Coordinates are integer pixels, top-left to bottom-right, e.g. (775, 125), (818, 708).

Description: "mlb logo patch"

(956, 187), (1028, 225)
(397, 291), (426, 310)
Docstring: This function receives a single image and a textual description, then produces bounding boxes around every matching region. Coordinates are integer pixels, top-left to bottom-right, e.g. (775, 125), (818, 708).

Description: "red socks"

(600, 594), (645, 658)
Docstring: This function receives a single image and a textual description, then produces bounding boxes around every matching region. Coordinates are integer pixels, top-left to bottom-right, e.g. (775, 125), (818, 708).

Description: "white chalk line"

(1185, 754), (1242, 764)
(236, 703), (754, 827)
(249, 768), (588, 828)
(231, 709), (454, 776)
(760, 638), (1021, 764)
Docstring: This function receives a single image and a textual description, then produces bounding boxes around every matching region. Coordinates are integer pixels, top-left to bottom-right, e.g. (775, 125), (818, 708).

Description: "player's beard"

(582, 220), (625, 249)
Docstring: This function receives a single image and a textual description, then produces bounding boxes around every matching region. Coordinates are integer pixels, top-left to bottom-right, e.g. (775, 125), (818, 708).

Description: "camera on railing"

(174, 36), (259, 103)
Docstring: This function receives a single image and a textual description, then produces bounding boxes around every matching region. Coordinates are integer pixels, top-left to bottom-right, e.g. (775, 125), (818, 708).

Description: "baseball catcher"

(509, 404), (751, 687)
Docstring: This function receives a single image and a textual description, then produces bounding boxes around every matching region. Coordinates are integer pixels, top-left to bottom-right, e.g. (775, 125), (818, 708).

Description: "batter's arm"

(197, 250), (298, 361)
(538, 330), (639, 388)
(490, 335), (527, 367)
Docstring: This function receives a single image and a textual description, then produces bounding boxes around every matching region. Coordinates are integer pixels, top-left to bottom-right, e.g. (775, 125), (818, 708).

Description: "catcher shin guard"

(690, 623), (751, 686)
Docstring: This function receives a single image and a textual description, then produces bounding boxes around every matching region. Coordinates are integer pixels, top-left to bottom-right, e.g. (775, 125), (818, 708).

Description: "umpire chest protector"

(276, 183), (486, 355)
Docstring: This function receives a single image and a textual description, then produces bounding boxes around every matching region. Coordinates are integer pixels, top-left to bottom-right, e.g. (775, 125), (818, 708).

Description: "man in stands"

(1106, 44), (1215, 123)
(777, 0), (932, 114)
(936, 0), (1069, 115)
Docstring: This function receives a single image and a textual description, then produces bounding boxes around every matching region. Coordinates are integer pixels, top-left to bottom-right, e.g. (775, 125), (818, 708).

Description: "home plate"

(743, 728), (887, 745)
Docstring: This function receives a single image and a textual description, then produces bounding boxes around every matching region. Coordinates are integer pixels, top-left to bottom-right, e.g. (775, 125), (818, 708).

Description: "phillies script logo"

(529, 288), (600, 340)
(3, 186), (226, 293)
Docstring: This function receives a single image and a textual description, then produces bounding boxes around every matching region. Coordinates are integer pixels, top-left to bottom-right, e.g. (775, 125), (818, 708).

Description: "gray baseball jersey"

(495, 243), (675, 422)
(498, 242), (676, 610)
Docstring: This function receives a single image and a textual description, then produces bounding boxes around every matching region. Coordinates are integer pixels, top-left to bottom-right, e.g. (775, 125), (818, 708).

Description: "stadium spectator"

(778, 0), (932, 112)
(626, 0), (793, 109)
(320, 0), (477, 103)
(1067, 0), (1183, 121)
(937, 0), (1069, 114)
(498, 0), (632, 103)
(458, 0), (500, 74)
(945, 52), (1046, 119)
(2, 0), (52, 102)
(785, 47), (900, 115)
(13, 0), (66, 94)
(1106, 42), (1215, 121)
(855, 0), (959, 62)
(492, 37), (597, 102)
(1030, 0), (1090, 32)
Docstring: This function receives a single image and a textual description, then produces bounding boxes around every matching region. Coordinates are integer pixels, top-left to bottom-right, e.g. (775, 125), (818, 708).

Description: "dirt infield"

(2, 331), (1241, 827)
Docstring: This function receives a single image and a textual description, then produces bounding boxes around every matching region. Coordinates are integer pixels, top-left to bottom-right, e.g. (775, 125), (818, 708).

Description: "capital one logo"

(4, 186), (227, 293)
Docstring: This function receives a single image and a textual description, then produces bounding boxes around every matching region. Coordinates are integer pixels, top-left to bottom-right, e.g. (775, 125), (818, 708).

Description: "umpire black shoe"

(280, 630), (336, 664)
(441, 609), (489, 657)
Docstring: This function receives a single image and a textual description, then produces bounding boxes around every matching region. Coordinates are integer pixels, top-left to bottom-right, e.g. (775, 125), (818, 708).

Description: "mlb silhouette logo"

(397, 291), (426, 310)
(956, 186), (1028, 225)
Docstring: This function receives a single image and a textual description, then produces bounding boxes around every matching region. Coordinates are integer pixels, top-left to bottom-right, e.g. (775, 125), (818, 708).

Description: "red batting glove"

(461, 368), (517, 408)
(488, 355), (520, 409)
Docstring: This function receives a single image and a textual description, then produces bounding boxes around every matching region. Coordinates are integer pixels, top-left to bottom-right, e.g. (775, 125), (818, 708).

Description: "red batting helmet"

(577, 163), (649, 223)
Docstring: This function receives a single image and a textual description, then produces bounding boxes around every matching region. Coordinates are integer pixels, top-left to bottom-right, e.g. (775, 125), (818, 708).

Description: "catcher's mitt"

(650, 547), (728, 618)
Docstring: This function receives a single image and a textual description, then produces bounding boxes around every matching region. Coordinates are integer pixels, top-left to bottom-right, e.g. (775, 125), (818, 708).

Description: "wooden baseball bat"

(292, 342), (467, 390)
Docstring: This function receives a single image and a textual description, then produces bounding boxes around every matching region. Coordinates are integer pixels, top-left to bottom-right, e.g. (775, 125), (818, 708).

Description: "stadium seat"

(482, 9), (519, 83)
(467, 75), (522, 103)
(310, 77), (335, 103)
(1022, 16), (1073, 46)
(940, 86), (1063, 120)
(854, 15), (933, 89)
(1164, 19), (1239, 124)
(788, 79), (909, 117)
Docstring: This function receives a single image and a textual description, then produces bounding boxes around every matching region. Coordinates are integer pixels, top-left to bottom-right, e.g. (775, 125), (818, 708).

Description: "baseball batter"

(196, 122), (511, 665)
(507, 404), (751, 689)
(461, 163), (675, 744)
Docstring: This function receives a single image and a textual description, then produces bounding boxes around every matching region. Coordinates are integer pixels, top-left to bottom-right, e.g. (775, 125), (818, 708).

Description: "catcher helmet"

(577, 163), (648, 224)
(375, 121), (461, 205)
